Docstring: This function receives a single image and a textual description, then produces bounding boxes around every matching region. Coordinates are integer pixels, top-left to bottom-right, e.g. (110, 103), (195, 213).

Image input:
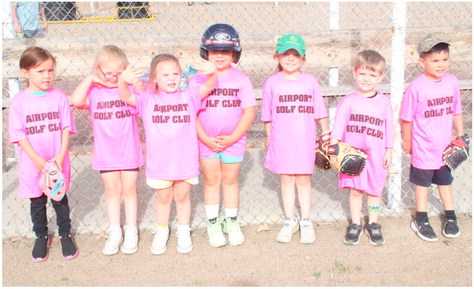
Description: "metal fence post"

(387, 1), (406, 212)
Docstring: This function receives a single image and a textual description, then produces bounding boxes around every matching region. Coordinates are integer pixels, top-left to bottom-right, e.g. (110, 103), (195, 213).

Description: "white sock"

(225, 208), (238, 219)
(204, 204), (220, 220)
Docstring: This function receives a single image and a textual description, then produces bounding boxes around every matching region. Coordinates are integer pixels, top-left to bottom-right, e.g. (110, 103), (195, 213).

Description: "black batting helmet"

(200, 23), (242, 63)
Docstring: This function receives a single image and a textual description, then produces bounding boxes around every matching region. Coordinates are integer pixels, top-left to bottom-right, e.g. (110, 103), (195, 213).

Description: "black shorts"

(409, 165), (453, 187)
(99, 168), (140, 174)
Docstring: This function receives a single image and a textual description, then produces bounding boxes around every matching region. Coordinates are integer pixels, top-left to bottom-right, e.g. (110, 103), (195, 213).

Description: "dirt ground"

(2, 214), (471, 287)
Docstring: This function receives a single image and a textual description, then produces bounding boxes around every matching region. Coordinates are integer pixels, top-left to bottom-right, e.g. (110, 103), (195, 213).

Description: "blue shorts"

(202, 152), (244, 164)
(409, 165), (453, 187)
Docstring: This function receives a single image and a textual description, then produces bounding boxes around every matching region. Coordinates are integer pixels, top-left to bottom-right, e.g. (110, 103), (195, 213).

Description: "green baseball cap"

(417, 34), (450, 56)
(276, 33), (306, 56)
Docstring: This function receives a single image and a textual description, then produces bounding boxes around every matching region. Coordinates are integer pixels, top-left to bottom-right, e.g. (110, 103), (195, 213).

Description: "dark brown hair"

(19, 46), (56, 70)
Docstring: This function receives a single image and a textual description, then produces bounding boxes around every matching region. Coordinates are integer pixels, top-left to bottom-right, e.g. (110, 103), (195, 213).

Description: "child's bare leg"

(156, 186), (173, 225)
(121, 170), (139, 226)
(367, 194), (381, 224)
(438, 185), (454, 210)
(222, 162), (241, 216)
(101, 171), (122, 226)
(280, 174), (296, 219)
(414, 185), (429, 212)
(200, 158), (222, 207)
(295, 175), (311, 220)
(173, 181), (192, 225)
(349, 189), (364, 225)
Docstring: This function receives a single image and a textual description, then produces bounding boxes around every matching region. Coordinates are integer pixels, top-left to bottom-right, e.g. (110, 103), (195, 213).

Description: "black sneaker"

(442, 218), (460, 238)
(410, 220), (438, 242)
(343, 223), (363, 245)
(31, 236), (50, 262)
(365, 223), (385, 245)
(60, 235), (79, 260)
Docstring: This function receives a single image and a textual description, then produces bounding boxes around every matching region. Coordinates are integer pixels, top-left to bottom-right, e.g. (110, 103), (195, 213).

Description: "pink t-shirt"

(189, 67), (257, 158)
(261, 71), (328, 174)
(8, 88), (76, 199)
(331, 91), (394, 196)
(79, 85), (144, 170)
(400, 73), (462, 169)
(131, 88), (201, 180)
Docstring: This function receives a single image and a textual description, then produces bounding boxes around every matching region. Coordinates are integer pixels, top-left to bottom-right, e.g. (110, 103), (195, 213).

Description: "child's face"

(22, 58), (56, 92)
(207, 50), (234, 72)
(353, 66), (384, 96)
(97, 59), (125, 87)
(153, 60), (182, 93)
(420, 50), (450, 81)
(276, 49), (305, 74)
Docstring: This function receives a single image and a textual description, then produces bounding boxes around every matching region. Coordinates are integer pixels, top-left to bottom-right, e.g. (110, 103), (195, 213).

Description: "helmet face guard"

(200, 23), (242, 63)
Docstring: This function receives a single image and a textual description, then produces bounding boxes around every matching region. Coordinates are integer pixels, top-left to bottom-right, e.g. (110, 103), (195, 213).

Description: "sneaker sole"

(121, 245), (138, 254)
(365, 229), (385, 246)
(442, 228), (461, 238)
(151, 246), (167, 255)
(410, 221), (438, 242)
(177, 245), (193, 254)
(31, 238), (51, 262)
(228, 236), (245, 246)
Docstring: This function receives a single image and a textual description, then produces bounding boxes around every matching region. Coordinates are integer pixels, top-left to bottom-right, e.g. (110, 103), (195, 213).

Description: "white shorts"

(146, 178), (199, 189)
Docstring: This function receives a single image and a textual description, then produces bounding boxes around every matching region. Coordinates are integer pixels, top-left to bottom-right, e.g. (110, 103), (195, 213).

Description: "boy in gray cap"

(400, 34), (467, 242)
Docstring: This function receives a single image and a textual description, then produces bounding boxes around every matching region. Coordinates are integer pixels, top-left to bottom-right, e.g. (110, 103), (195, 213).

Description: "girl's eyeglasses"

(99, 67), (122, 78)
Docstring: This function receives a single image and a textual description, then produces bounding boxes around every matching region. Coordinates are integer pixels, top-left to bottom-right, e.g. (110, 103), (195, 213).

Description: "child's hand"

(120, 67), (145, 85)
(216, 135), (235, 149)
(34, 158), (47, 173)
(203, 136), (224, 152)
(192, 59), (217, 76)
(402, 139), (411, 154)
(383, 149), (393, 169)
(50, 155), (64, 172)
(90, 74), (112, 88)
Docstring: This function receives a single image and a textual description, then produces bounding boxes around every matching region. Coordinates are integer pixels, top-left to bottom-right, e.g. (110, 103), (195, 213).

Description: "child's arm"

(18, 139), (46, 172)
(50, 129), (70, 172)
(197, 119), (223, 152)
(264, 122), (271, 148)
(401, 120), (412, 154)
(11, 3), (22, 34)
(383, 148), (393, 169)
(70, 75), (97, 107)
(38, 3), (48, 33)
(118, 67), (144, 107)
(192, 60), (217, 99)
(317, 117), (330, 136)
(217, 106), (257, 148)
(453, 114), (465, 137)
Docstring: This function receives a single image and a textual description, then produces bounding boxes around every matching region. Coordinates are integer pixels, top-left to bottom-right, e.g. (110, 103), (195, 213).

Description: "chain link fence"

(2, 2), (472, 238)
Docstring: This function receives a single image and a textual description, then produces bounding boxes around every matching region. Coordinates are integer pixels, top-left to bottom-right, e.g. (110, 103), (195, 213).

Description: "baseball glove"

(442, 134), (470, 170)
(327, 142), (368, 176)
(39, 161), (66, 201)
(315, 131), (331, 171)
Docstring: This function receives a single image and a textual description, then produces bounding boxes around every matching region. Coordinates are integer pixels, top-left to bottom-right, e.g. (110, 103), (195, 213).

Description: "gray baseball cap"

(417, 34), (450, 56)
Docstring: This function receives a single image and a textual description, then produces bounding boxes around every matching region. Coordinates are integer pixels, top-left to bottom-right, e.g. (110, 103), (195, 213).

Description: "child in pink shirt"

(330, 50), (394, 246)
(261, 34), (329, 244)
(189, 23), (257, 248)
(8, 47), (78, 261)
(71, 45), (144, 255)
(400, 34), (465, 242)
(118, 53), (217, 254)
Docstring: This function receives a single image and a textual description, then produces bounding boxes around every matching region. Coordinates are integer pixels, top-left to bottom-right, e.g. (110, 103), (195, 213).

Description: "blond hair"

(92, 45), (129, 72)
(354, 49), (385, 73)
(149, 54), (181, 92)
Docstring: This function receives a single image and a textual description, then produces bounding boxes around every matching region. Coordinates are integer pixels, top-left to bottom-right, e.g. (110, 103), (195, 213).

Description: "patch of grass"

(355, 266), (363, 272)
(335, 261), (349, 273)
(191, 279), (202, 286)
(312, 271), (322, 278)
(60, 277), (69, 282)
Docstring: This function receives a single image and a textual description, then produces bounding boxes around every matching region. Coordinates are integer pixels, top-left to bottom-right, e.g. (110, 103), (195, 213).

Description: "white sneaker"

(206, 218), (227, 248)
(102, 225), (123, 255)
(299, 219), (315, 244)
(223, 218), (245, 246)
(276, 219), (299, 243)
(121, 225), (138, 254)
(176, 225), (193, 254)
(151, 226), (169, 255)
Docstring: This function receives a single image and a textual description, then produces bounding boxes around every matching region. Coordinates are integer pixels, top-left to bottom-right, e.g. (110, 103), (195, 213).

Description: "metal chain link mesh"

(2, 2), (471, 238)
